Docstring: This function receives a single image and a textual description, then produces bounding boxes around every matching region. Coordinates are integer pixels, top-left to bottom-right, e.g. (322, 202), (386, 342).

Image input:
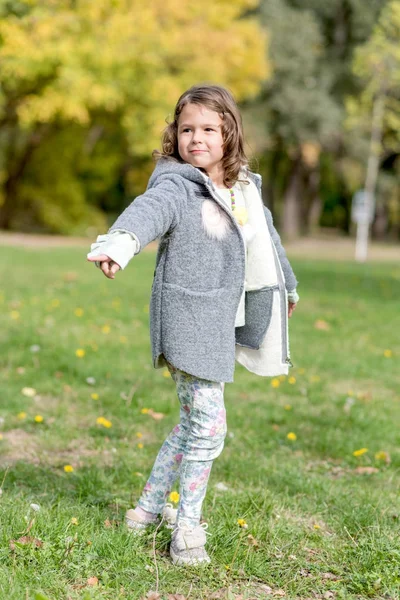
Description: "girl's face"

(177, 103), (224, 180)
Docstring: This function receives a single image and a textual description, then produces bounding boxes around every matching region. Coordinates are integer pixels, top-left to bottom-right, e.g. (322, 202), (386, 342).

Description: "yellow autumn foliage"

(0, 0), (270, 155)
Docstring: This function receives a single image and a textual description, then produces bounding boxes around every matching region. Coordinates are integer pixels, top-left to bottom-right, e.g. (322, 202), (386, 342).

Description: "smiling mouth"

(190, 150), (207, 153)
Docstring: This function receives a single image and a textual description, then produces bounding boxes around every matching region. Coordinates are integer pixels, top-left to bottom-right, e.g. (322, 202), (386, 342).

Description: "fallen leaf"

(354, 466), (379, 475)
(323, 592), (335, 599)
(167, 595), (187, 600)
(145, 593), (162, 600)
(322, 573), (339, 581)
(299, 568), (312, 577)
(273, 591), (286, 597)
(247, 533), (260, 548)
(314, 319), (330, 331)
(87, 577), (98, 587)
(247, 534), (259, 547)
(104, 519), (112, 528)
(10, 536), (43, 550)
(147, 409), (165, 421)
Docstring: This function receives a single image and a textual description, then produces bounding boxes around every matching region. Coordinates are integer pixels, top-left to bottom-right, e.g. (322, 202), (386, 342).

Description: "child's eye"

(205, 128), (215, 132)
(182, 128), (191, 133)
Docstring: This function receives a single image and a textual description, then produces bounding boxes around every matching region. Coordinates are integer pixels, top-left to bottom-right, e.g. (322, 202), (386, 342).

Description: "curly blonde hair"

(153, 84), (249, 188)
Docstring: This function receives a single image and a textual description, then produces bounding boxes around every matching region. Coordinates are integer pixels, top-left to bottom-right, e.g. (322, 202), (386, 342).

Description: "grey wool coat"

(109, 158), (298, 383)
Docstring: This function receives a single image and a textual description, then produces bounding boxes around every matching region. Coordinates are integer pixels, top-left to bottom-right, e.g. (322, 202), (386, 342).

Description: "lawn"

(0, 244), (399, 600)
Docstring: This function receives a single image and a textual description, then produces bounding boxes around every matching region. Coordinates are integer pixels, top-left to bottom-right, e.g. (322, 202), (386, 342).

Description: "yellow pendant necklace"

(229, 186), (248, 226)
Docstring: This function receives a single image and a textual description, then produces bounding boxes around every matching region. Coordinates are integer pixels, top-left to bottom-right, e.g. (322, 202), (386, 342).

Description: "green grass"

(0, 245), (399, 600)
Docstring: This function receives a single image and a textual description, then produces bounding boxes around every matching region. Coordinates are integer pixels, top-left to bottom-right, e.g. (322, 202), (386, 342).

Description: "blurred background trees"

(0, 0), (399, 241)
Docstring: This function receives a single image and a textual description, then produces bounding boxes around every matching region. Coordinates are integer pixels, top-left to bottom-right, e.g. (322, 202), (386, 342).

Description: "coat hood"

(147, 157), (261, 193)
(148, 158), (209, 189)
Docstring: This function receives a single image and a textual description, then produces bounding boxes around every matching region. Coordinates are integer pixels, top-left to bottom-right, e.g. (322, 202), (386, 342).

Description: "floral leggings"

(137, 364), (227, 528)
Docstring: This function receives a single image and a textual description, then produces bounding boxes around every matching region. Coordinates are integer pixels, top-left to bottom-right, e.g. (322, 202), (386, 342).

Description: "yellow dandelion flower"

(288, 376), (296, 385)
(163, 370), (171, 378)
(169, 491), (180, 504)
(101, 324), (111, 334)
(91, 393), (99, 400)
(70, 517), (79, 525)
(34, 415), (44, 423)
(10, 310), (20, 320)
(271, 378), (280, 388)
(136, 432), (143, 438)
(137, 443), (144, 449)
(74, 308), (84, 317)
(0, 433), (3, 440)
(353, 447), (368, 457)
(51, 299), (60, 308)
(17, 412), (27, 419)
(64, 465), (74, 473)
(383, 349), (392, 358)
(313, 524), (321, 530)
(287, 432), (297, 441)
(96, 417), (112, 428)
(284, 404), (292, 411)
(75, 348), (85, 358)
(375, 451), (390, 462)
(119, 335), (127, 344)
(237, 518), (248, 528)
(141, 408), (150, 414)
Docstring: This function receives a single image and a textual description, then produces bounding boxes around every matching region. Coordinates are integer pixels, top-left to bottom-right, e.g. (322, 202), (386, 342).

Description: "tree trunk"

(306, 167), (322, 233)
(282, 153), (303, 239)
(0, 126), (50, 229)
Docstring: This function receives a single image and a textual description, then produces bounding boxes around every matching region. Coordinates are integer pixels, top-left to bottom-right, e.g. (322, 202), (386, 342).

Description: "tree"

(0, 0), (269, 233)
(252, 0), (388, 238)
(346, 0), (400, 252)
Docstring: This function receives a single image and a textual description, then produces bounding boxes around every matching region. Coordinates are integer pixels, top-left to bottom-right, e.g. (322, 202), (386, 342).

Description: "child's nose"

(192, 130), (204, 144)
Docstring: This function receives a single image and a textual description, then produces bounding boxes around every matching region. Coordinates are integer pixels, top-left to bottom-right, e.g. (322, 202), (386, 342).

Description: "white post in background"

(355, 93), (385, 263)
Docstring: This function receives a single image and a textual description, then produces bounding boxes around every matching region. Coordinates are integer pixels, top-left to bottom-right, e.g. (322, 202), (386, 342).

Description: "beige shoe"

(125, 508), (160, 533)
(170, 521), (211, 566)
(125, 505), (178, 533)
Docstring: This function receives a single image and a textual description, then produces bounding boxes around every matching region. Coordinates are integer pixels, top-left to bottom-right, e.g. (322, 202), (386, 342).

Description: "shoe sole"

(170, 546), (211, 566)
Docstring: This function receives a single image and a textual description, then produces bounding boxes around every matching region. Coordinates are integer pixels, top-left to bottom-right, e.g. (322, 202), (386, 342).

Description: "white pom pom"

(201, 200), (231, 240)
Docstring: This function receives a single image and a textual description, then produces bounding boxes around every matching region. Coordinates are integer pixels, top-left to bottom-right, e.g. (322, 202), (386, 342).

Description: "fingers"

(87, 254), (120, 279)
(87, 254), (110, 262)
(288, 302), (297, 318)
(101, 260), (121, 279)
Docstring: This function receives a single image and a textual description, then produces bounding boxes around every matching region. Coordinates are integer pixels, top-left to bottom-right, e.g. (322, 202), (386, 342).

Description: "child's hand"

(87, 254), (121, 279)
(288, 302), (297, 318)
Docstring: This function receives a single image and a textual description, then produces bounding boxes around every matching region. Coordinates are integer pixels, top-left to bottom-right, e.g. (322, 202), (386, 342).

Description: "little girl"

(87, 84), (299, 566)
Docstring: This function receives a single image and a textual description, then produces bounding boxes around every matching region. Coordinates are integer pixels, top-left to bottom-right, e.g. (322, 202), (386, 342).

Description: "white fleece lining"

(238, 178), (278, 290)
(235, 289), (289, 376)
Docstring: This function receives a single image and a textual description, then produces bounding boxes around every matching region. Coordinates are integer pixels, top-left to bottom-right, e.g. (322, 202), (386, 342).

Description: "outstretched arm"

(87, 176), (187, 276)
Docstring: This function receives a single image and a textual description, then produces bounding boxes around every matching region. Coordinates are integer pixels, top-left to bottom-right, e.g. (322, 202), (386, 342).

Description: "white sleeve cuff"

(287, 289), (299, 304)
(87, 230), (138, 270)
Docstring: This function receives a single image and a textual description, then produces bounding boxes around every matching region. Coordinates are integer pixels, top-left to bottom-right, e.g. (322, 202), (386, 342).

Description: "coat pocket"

(160, 282), (236, 382)
(235, 287), (276, 350)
